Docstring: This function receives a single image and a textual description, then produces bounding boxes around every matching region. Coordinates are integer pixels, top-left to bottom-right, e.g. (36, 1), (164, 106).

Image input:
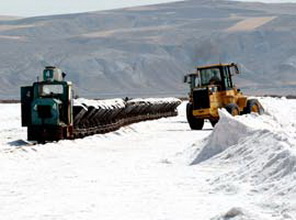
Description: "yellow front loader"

(184, 63), (264, 129)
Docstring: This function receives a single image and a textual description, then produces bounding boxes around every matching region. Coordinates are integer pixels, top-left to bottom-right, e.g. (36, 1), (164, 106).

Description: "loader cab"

(185, 63), (239, 92)
(184, 62), (262, 131)
(184, 68), (223, 95)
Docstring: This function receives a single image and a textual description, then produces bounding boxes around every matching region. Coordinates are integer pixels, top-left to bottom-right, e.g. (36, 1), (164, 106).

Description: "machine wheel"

(186, 103), (204, 130)
(244, 99), (264, 115)
(225, 103), (240, 116)
(209, 119), (219, 128)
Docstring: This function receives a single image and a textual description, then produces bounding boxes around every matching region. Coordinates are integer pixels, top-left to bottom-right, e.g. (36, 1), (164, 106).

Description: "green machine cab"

(21, 66), (73, 142)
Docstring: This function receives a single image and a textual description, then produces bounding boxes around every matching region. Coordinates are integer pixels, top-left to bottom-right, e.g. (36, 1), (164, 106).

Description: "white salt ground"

(0, 97), (295, 219)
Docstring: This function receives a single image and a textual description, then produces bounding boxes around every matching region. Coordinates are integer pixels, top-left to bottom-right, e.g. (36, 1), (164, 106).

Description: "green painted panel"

(31, 98), (62, 126)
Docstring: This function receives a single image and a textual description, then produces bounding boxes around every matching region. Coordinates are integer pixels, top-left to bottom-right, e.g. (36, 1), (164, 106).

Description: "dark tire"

(209, 119), (219, 128)
(225, 103), (240, 116)
(244, 99), (264, 115)
(186, 103), (204, 130)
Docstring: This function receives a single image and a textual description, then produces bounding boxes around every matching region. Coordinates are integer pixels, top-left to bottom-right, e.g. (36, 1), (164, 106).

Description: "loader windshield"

(199, 68), (222, 86)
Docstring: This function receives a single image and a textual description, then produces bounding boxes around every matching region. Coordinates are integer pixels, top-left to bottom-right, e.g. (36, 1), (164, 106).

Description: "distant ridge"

(0, 16), (22, 21)
(0, 0), (295, 99)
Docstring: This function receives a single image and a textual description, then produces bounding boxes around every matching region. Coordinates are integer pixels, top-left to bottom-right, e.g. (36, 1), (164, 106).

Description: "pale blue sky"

(0, 0), (183, 17)
(2, 0), (295, 17)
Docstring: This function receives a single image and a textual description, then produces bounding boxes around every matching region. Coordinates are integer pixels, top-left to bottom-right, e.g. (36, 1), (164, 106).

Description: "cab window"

(222, 67), (233, 89)
(40, 84), (64, 96)
(200, 68), (221, 86)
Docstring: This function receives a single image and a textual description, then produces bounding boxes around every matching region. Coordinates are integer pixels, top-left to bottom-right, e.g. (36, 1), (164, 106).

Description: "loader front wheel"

(186, 103), (204, 130)
(244, 99), (264, 115)
(225, 103), (240, 116)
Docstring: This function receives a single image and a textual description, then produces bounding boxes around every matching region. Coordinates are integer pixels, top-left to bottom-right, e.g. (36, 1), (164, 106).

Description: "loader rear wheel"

(244, 99), (264, 115)
(186, 103), (204, 130)
(225, 103), (240, 116)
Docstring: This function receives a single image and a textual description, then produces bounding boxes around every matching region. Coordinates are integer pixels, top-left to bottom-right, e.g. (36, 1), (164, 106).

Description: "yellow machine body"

(184, 63), (263, 130)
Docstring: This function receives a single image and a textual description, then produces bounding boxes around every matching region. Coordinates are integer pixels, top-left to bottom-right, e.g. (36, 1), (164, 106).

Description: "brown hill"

(0, 0), (295, 99)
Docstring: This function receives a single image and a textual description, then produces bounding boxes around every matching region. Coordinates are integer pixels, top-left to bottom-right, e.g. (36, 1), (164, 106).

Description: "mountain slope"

(0, 0), (296, 99)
